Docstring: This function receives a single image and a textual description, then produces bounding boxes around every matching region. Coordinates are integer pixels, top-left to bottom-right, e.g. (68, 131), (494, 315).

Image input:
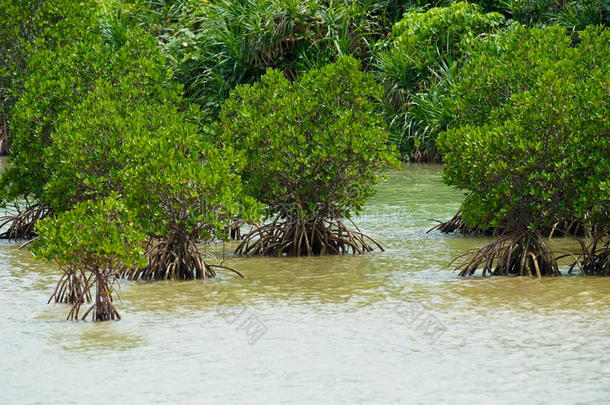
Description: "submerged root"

(0, 203), (52, 240)
(77, 271), (121, 321)
(225, 219), (244, 240)
(48, 265), (92, 304)
(123, 238), (216, 280)
(53, 267), (120, 321)
(408, 147), (442, 164)
(576, 233), (610, 276)
(452, 230), (560, 277)
(428, 209), (499, 236)
(235, 215), (383, 256)
(430, 209), (593, 239)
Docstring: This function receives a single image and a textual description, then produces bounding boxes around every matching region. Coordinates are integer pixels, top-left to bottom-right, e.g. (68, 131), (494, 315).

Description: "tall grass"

(161, 0), (394, 119)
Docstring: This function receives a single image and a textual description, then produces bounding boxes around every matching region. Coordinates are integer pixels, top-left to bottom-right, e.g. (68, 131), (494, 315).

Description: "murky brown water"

(1, 164), (609, 404)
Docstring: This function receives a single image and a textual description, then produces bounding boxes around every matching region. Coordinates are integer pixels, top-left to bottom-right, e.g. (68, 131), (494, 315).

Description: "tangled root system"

(236, 215), (383, 256)
(122, 237), (244, 280)
(409, 147), (442, 164)
(0, 203), (52, 240)
(428, 209), (498, 236)
(77, 271), (121, 321)
(452, 230), (560, 277)
(431, 209), (594, 239)
(123, 238), (215, 280)
(48, 265), (92, 305)
(50, 266), (121, 321)
(574, 233), (610, 276)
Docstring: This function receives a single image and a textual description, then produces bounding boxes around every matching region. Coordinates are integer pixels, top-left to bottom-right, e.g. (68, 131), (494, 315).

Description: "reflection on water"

(1, 163), (609, 404)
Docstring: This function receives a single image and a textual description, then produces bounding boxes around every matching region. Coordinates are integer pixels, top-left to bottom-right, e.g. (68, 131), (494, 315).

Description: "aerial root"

(452, 230), (560, 277)
(48, 265), (92, 304)
(225, 219), (244, 240)
(121, 237), (242, 280)
(428, 209), (497, 236)
(0, 203), (52, 240)
(122, 237), (215, 280)
(235, 215), (383, 256)
(573, 232), (610, 276)
(50, 266), (121, 321)
(409, 147), (442, 164)
(429, 209), (593, 239)
(78, 271), (121, 321)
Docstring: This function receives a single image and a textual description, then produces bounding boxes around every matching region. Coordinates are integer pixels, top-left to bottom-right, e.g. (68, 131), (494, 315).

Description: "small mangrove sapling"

(32, 196), (146, 321)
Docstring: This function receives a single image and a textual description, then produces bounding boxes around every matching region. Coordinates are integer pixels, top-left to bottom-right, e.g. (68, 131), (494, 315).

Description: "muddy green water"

(1, 164), (609, 404)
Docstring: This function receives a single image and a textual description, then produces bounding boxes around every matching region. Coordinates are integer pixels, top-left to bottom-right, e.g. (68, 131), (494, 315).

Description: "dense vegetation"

(376, 2), (505, 160)
(220, 56), (397, 255)
(33, 196), (146, 321)
(0, 0), (98, 154)
(439, 25), (609, 276)
(0, 0), (608, 319)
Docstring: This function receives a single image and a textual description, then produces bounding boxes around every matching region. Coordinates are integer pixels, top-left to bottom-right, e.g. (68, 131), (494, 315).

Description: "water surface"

(1, 164), (608, 404)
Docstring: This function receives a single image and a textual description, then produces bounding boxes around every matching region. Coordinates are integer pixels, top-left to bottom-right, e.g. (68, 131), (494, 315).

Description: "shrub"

(0, 40), (114, 240)
(428, 1), (608, 30)
(42, 37), (182, 213)
(0, 0), (97, 152)
(220, 56), (398, 256)
(33, 196), (146, 321)
(493, 0), (607, 32)
(447, 24), (573, 129)
(119, 106), (261, 280)
(43, 77), (260, 279)
(438, 26), (610, 276)
(0, 31), (175, 238)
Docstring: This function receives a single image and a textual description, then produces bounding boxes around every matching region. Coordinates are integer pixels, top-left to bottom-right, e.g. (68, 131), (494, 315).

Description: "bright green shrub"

(439, 25), (610, 233)
(220, 56), (397, 255)
(121, 113), (261, 279)
(33, 196), (146, 320)
(2, 31), (175, 205)
(43, 75), (260, 279)
(376, 2), (504, 159)
(438, 25), (609, 277)
(494, 0), (607, 31)
(447, 24), (573, 128)
(33, 196), (146, 271)
(0, 0), (97, 147)
(426, 1), (608, 30)
(2, 41), (113, 202)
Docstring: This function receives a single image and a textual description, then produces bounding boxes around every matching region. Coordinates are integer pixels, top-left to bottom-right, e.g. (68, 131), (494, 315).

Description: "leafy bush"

(43, 74), (260, 279)
(119, 105), (261, 279)
(0, 0), (97, 150)
(447, 24), (573, 129)
(33, 196), (146, 320)
(2, 31), (174, 209)
(440, 25), (610, 231)
(376, 2), (504, 160)
(2, 40), (113, 204)
(438, 26), (609, 276)
(424, 1), (608, 30)
(220, 56), (397, 255)
(493, 0), (608, 31)
(42, 37), (181, 212)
